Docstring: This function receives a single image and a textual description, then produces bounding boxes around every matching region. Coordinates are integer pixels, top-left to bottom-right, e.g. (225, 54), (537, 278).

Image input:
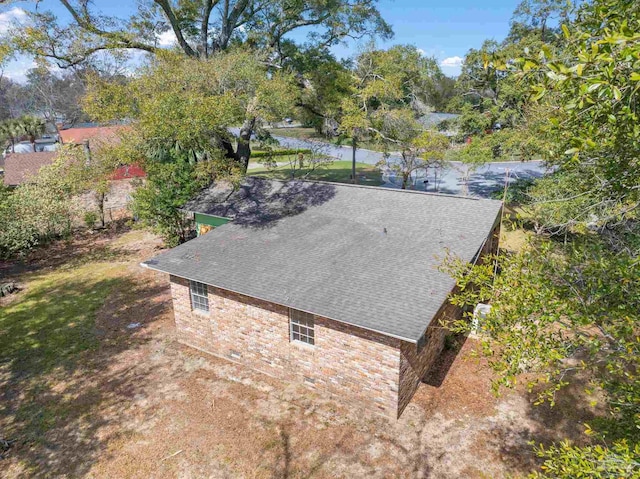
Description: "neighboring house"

(3, 139), (59, 156)
(142, 177), (502, 418)
(59, 124), (145, 181)
(2, 152), (58, 187)
(59, 125), (123, 145)
(59, 124), (145, 220)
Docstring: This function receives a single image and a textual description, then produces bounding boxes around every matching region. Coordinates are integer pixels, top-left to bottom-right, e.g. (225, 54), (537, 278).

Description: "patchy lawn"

(0, 227), (599, 478)
(269, 128), (388, 153)
(249, 160), (384, 186)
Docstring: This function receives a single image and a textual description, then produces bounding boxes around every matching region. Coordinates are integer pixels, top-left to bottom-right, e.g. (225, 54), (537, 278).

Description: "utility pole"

(351, 136), (357, 184)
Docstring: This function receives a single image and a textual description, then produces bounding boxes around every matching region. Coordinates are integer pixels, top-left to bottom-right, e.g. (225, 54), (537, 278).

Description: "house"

(58, 125), (123, 145)
(57, 124), (145, 220)
(142, 177), (502, 418)
(2, 152), (58, 187)
(2, 138), (59, 156)
(59, 124), (145, 181)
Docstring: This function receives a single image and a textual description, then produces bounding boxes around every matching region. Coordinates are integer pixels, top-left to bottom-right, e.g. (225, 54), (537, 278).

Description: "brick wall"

(397, 301), (462, 417)
(397, 218), (500, 417)
(167, 218), (500, 418)
(76, 178), (141, 223)
(170, 276), (402, 416)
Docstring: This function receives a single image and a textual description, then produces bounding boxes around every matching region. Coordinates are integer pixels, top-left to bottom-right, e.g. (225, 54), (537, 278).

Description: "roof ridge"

(246, 175), (492, 202)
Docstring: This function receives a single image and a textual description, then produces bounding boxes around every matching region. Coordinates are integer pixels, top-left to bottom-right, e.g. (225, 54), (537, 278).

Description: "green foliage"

(0, 115), (46, 153)
(131, 154), (218, 247)
(18, 115), (46, 150)
(287, 46), (353, 134)
(442, 3), (640, 474)
(442, 236), (639, 409)
(250, 148), (311, 158)
(519, 0), (640, 234)
(0, 41), (13, 79)
(530, 440), (640, 478)
(84, 50), (297, 169)
(340, 46), (451, 188)
(83, 210), (98, 229)
(0, 159), (78, 259)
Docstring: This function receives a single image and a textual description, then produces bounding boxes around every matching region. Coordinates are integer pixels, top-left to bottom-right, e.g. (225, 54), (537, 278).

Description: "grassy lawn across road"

(269, 127), (388, 153)
(248, 160), (384, 186)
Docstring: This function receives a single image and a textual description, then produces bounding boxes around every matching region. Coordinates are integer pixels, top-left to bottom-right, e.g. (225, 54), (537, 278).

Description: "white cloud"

(0, 7), (28, 36)
(156, 30), (176, 47)
(440, 56), (464, 68)
(417, 48), (426, 56)
(3, 56), (36, 83)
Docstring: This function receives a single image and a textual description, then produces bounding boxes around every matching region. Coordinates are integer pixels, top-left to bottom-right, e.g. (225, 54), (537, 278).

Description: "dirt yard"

(0, 226), (598, 478)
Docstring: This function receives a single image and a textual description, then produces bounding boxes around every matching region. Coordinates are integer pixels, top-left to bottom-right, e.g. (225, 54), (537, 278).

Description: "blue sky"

(0, 0), (520, 82)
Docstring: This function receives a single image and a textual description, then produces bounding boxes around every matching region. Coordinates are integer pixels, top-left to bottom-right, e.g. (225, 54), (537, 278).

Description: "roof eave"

(140, 262), (421, 344)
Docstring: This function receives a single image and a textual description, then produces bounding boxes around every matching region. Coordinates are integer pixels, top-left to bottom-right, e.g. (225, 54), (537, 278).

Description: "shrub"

(0, 183), (74, 259)
(251, 148), (311, 158)
(83, 210), (99, 229)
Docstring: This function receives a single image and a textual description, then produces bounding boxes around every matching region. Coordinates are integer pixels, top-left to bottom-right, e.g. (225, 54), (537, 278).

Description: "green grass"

(249, 160), (384, 186)
(0, 259), (127, 456)
(0, 262), (122, 378)
(268, 127), (325, 141)
(269, 127), (389, 153)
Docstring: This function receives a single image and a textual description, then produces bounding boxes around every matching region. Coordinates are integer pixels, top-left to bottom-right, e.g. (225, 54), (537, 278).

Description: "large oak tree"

(10, 0), (392, 169)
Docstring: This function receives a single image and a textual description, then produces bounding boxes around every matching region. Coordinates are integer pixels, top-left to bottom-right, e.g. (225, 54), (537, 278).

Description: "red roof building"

(59, 125), (146, 179)
(59, 126), (123, 145)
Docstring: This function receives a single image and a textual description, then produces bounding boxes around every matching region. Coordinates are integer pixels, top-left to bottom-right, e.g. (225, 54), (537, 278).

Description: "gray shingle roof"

(142, 177), (502, 343)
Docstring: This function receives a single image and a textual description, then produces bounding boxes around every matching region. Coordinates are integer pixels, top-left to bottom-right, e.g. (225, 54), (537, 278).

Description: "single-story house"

(142, 178), (502, 418)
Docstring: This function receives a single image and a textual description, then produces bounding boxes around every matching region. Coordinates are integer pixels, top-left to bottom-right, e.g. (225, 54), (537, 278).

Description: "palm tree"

(19, 116), (46, 152)
(0, 119), (22, 154)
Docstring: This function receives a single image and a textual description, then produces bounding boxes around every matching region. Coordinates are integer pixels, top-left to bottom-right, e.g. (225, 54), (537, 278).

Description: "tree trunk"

(401, 173), (409, 189)
(97, 191), (106, 228)
(236, 117), (256, 172)
(220, 138), (238, 161)
(351, 137), (357, 184)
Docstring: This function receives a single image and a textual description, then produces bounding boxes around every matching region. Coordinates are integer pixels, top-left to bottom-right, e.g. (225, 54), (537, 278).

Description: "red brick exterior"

(167, 220), (501, 418)
(170, 277), (402, 415)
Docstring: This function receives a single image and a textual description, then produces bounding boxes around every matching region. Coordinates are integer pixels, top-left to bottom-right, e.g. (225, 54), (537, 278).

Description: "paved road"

(232, 128), (549, 198)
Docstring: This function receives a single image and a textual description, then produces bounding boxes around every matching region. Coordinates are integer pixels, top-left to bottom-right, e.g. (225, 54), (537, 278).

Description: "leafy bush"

(0, 182), (74, 259)
(131, 155), (230, 247)
(83, 211), (99, 229)
(530, 440), (640, 479)
(251, 148), (311, 158)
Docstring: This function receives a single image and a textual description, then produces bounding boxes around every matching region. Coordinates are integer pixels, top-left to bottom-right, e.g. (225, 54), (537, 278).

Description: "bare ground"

(0, 227), (599, 478)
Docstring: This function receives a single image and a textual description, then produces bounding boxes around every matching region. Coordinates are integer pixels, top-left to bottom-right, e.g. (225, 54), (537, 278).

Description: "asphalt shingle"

(3, 152), (58, 186)
(142, 177), (502, 343)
